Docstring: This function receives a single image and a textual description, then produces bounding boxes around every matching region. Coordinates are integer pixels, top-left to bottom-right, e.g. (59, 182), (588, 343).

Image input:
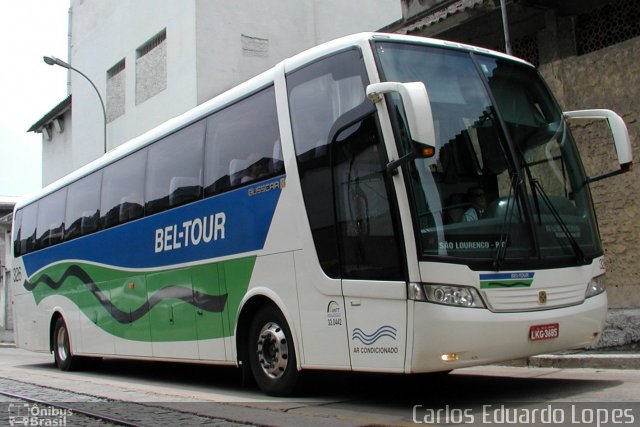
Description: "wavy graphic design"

(23, 264), (228, 324)
(352, 325), (397, 345)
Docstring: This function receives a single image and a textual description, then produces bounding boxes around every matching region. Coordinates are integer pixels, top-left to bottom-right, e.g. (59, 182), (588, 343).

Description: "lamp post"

(43, 55), (108, 154)
(499, 0), (512, 55)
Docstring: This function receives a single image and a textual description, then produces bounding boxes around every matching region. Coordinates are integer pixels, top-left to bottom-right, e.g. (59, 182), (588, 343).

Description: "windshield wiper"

(528, 177), (586, 265)
(492, 172), (520, 271)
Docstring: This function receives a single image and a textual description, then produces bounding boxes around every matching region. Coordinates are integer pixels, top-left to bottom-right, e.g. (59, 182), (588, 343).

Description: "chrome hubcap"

(256, 321), (288, 379)
(56, 325), (68, 362)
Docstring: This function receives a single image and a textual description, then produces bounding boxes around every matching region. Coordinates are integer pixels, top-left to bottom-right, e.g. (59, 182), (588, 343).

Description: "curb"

(527, 353), (640, 369)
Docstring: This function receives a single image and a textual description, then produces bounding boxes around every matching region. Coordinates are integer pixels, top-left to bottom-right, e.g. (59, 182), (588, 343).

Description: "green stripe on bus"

(480, 280), (534, 289)
(26, 257), (256, 342)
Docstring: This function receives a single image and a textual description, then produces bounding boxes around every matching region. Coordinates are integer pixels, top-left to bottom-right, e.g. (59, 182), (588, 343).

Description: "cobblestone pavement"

(0, 378), (255, 427)
(2, 347), (640, 426)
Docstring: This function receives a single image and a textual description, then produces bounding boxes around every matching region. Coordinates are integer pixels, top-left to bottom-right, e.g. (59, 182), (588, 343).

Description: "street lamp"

(43, 55), (108, 154)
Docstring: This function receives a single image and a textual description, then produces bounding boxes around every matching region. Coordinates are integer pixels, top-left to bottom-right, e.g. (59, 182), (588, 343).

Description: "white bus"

(11, 33), (633, 396)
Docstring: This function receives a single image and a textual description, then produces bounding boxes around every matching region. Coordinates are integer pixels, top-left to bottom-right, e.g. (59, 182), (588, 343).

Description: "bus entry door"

(342, 280), (407, 372)
(333, 114), (408, 372)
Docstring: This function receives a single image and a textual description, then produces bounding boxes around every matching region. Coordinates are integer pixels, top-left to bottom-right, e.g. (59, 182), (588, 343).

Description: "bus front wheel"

(247, 305), (299, 396)
(53, 317), (79, 371)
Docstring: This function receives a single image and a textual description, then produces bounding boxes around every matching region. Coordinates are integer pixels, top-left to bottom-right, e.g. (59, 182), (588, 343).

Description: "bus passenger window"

(36, 189), (67, 249)
(80, 210), (99, 235)
(204, 86), (282, 196)
(146, 121), (205, 215)
(21, 205), (38, 255)
(12, 209), (23, 256)
(169, 176), (202, 207)
(100, 149), (146, 228)
(65, 171), (102, 240)
(119, 194), (144, 223)
(13, 207), (35, 256)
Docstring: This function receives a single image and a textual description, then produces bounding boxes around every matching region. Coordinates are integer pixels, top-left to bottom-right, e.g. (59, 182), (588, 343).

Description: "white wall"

(69, 0), (198, 164)
(195, 0), (316, 104)
(46, 0), (401, 185)
(313, 0), (402, 42)
(195, 0), (402, 104)
(42, 109), (73, 185)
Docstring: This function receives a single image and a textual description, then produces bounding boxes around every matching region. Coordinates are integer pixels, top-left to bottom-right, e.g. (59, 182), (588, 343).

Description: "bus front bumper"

(409, 293), (607, 373)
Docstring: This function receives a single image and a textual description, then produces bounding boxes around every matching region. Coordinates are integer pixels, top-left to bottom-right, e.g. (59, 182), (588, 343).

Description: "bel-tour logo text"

(154, 212), (226, 253)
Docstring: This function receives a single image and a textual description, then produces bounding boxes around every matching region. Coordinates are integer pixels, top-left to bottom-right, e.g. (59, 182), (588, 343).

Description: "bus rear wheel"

(248, 306), (299, 396)
(53, 317), (79, 371)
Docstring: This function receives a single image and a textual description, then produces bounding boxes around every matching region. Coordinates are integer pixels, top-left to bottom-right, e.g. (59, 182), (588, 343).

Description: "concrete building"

(30, 0), (402, 185)
(0, 196), (18, 342)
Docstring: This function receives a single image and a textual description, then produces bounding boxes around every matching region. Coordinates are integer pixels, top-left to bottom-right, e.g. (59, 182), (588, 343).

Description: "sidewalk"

(527, 352), (640, 369)
(520, 344), (640, 370)
(511, 307), (640, 370)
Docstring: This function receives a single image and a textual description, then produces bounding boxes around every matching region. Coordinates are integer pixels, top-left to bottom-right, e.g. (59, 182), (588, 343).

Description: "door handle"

(350, 300), (361, 307)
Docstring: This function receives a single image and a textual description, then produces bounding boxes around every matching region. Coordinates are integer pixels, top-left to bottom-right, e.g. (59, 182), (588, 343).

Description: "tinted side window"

(146, 121), (205, 215)
(204, 86), (283, 196)
(100, 149), (146, 228)
(65, 171), (102, 240)
(12, 209), (23, 256)
(20, 204), (38, 255)
(36, 189), (67, 249)
(333, 115), (404, 280)
(286, 49), (369, 278)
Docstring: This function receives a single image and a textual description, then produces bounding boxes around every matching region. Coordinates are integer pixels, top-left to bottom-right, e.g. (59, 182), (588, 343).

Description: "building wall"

(68, 0), (198, 176)
(313, 0), (402, 42)
(401, 0), (449, 19)
(42, 109), (73, 186)
(195, 0), (313, 104)
(194, 0), (402, 104)
(539, 36), (640, 307)
(47, 0), (401, 185)
(0, 223), (12, 335)
(0, 200), (16, 338)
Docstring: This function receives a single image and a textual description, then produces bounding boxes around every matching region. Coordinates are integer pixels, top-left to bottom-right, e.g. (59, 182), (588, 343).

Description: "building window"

(576, 0), (640, 55)
(136, 29), (167, 105)
(106, 59), (126, 122)
(511, 33), (540, 68)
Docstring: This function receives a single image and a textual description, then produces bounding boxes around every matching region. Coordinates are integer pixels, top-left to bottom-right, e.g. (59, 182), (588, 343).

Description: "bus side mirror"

(366, 81), (436, 158)
(564, 109), (634, 183)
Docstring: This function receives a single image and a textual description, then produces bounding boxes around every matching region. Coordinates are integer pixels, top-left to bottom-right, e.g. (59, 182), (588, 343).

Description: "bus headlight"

(585, 275), (606, 298)
(421, 284), (486, 308)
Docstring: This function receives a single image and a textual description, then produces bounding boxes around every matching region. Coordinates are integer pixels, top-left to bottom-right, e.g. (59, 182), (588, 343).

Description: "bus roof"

(15, 32), (529, 211)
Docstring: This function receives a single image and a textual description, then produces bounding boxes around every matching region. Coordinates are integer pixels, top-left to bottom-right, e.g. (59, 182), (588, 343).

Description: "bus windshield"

(375, 41), (601, 269)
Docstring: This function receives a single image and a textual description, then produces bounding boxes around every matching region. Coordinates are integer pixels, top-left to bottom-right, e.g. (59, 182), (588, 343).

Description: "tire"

(247, 306), (299, 396)
(53, 317), (79, 371)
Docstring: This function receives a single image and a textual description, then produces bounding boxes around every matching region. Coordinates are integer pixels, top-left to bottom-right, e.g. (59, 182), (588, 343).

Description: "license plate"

(529, 323), (559, 341)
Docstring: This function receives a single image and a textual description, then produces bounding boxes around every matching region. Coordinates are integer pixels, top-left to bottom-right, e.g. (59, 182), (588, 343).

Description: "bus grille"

(481, 283), (586, 312)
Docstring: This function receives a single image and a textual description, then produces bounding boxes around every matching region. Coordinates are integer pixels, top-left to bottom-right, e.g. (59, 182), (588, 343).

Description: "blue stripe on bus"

(23, 176), (284, 276)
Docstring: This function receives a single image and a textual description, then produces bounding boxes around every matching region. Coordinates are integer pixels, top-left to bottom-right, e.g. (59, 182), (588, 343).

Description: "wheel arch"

(234, 288), (301, 371)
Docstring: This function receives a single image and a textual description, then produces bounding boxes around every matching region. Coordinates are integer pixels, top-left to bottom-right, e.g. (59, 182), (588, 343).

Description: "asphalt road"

(0, 346), (638, 426)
